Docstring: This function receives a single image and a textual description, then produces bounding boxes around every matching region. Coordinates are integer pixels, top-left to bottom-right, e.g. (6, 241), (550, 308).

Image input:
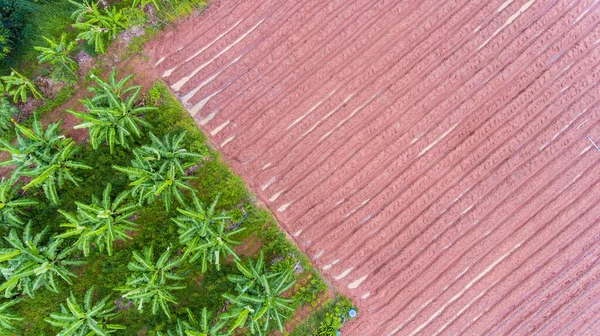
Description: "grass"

(290, 296), (356, 336)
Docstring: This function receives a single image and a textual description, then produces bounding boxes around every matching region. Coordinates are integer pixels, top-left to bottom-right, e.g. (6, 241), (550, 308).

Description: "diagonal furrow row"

(372, 118), (600, 335)
(231, 0), (469, 168)
(416, 157), (600, 336)
(194, 0), (421, 135)
(272, 0), (552, 234)
(322, 6), (600, 286)
(332, 41), (600, 300)
(148, 0), (246, 65)
(482, 238), (600, 335)
(247, 0), (494, 207)
(303, 0), (592, 272)
(182, 0), (380, 121)
(265, 0), (558, 227)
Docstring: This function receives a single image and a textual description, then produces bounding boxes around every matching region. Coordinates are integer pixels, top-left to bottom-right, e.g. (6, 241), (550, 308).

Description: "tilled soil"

(145, 0), (600, 334)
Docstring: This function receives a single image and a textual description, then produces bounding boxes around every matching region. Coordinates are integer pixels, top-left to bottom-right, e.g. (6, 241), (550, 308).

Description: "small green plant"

(158, 307), (227, 336)
(45, 287), (126, 335)
(293, 272), (327, 307)
(0, 223), (84, 298)
(132, 0), (161, 11)
(0, 177), (37, 229)
(117, 246), (185, 318)
(57, 183), (138, 256)
(0, 299), (22, 333)
(0, 69), (43, 103)
(34, 33), (79, 82)
(69, 0), (100, 23)
(0, 97), (18, 135)
(71, 1), (128, 54)
(0, 24), (11, 60)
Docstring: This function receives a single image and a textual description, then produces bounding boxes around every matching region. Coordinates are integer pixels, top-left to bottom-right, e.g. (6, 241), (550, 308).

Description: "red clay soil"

(144, 0), (600, 334)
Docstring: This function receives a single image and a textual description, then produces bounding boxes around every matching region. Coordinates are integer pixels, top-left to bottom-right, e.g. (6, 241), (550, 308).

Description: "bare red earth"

(145, 0), (600, 334)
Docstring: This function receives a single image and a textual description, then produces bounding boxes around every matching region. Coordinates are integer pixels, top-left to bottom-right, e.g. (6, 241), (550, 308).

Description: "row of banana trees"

(0, 68), (298, 335)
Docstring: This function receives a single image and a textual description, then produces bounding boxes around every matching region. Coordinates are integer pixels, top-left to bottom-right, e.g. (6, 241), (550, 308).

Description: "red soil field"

(145, 0), (600, 334)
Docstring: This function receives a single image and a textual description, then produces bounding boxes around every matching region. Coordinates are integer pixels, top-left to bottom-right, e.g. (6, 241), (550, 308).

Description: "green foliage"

(0, 0), (28, 63)
(34, 85), (76, 119)
(180, 209), (244, 273)
(45, 287), (126, 335)
(173, 194), (229, 244)
(57, 183), (138, 257)
(0, 177), (37, 229)
(220, 252), (296, 334)
(0, 299), (22, 332)
(0, 24), (11, 60)
(132, 0), (161, 11)
(117, 246), (185, 318)
(0, 0), (76, 71)
(113, 131), (202, 211)
(0, 68), (43, 103)
(174, 195), (246, 273)
(290, 296), (354, 336)
(122, 7), (147, 28)
(293, 272), (327, 307)
(0, 97), (17, 135)
(71, 0), (128, 54)
(34, 33), (78, 83)
(69, 68), (154, 153)
(0, 116), (92, 204)
(158, 307), (226, 336)
(0, 223), (84, 298)
(1, 79), (340, 334)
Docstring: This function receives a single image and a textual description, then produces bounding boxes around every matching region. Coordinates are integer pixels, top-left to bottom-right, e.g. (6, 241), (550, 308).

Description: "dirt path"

(144, 0), (600, 334)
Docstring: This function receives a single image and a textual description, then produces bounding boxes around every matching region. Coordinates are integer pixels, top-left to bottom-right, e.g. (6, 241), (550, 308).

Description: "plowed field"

(145, 0), (600, 334)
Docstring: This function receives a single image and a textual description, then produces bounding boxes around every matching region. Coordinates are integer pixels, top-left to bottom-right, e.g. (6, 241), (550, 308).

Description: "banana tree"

(69, 0), (101, 23)
(71, 3), (127, 54)
(0, 177), (37, 229)
(0, 69), (43, 103)
(73, 22), (110, 54)
(0, 299), (23, 332)
(0, 117), (92, 204)
(172, 194), (229, 245)
(0, 223), (84, 298)
(140, 131), (203, 176)
(56, 183), (137, 256)
(0, 98), (17, 135)
(183, 218), (244, 273)
(87, 68), (138, 103)
(158, 307), (229, 336)
(117, 246), (185, 318)
(220, 252), (296, 334)
(113, 131), (202, 211)
(34, 33), (79, 82)
(45, 287), (126, 335)
(68, 68), (154, 153)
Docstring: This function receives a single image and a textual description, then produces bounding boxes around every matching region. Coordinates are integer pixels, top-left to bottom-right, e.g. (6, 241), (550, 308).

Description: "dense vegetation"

(0, 79), (337, 335)
(0, 0), (355, 334)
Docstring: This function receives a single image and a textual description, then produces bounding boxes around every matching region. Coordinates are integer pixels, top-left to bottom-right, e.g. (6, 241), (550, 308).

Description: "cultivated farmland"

(146, 0), (600, 334)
